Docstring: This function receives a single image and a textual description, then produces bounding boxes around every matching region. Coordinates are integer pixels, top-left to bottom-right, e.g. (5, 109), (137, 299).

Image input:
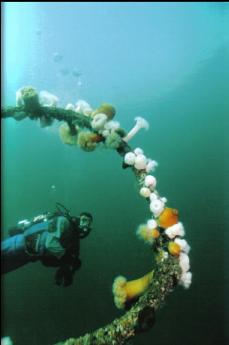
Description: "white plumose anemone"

(65, 103), (75, 111)
(150, 199), (165, 217)
(175, 238), (190, 254)
(101, 129), (110, 138)
(179, 253), (190, 273)
(16, 88), (24, 106)
(165, 222), (185, 239)
(104, 120), (120, 131)
(179, 271), (192, 289)
(147, 219), (157, 229)
(140, 187), (151, 198)
(124, 152), (136, 165)
(123, 117), (149, 142)
(91, 113), (108, 130)
(134, 154), (147, 170)
(144, 175), (157, 189)
(134, 147), (144, 156)
(161, 197), (168, 203)
(39, 91), (58, 107)
(101, 120), (121, 138)
(146, 159), (158, 173)
(75, 100), (92, 115)
(149, 192), (158, 202)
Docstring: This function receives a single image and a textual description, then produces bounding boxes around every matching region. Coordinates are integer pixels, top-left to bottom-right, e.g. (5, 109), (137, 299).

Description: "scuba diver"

(1, 203), (93, 287)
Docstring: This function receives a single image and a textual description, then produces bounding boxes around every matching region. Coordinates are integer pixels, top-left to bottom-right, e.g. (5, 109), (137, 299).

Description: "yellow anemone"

(136, 224), (160, 244)
(152, 228), (160, 239)
(168, 241), (181, 256)
(112, 271), (154, 309)
(158, 207), (178, 228)
(91, 103), (116, 120)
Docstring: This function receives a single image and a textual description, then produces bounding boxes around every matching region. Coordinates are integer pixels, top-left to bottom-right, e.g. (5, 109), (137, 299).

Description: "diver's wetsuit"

(40, 216), (83, 286)
(1, 213), (90, 286)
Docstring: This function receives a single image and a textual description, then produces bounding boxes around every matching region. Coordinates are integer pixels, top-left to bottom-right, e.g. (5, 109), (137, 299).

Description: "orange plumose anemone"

(152, 228), (160, 239)
(158, 207), (179, 228)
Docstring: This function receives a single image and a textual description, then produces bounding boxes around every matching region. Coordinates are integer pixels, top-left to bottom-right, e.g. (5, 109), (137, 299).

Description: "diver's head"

(79, 212), (93, 234)
(67, 211), (93, 237)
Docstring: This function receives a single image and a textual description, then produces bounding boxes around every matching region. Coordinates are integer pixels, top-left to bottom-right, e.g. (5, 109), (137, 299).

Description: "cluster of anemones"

(136, 219), (160, 244)
(62, 99), (123, 151)
(123, 138), (192, 290)
(112, 138), (191, 309)
(124, 148), (158, 173)
(165, 222), (191, 289)
(62, 99), (155, 152)
(16, 87), (59, 108)
(63, 99), (129, 151)
(113, 205), (192, 309)
(15, 87), (58, 126)
(15, 87), (123, 151)
(136, 183), (192, 290)
(137, 181), (192, 289)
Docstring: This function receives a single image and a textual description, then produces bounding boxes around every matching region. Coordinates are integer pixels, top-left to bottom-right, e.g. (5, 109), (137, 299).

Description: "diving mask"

(79, 213), (93, 233)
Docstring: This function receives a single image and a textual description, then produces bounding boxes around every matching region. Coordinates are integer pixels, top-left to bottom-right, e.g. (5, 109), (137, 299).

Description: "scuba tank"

(7, 203), (77, 257)
(24, 203), (74, 258)
(8, 203), (71, 236)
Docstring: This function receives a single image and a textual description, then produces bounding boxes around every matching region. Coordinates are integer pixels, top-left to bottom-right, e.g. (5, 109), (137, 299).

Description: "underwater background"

(1, 2), (229, 345)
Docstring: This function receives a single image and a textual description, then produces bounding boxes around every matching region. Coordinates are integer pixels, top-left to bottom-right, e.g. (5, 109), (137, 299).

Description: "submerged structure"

(2, 86), (192, 345)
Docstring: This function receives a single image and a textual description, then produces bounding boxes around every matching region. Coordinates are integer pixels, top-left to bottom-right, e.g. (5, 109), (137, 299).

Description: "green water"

(2, 2), (229, 345)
